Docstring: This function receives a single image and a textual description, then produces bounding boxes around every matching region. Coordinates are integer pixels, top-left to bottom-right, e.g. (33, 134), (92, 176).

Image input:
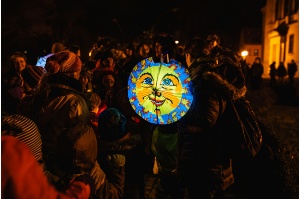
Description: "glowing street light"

(241, 50), (248, 60)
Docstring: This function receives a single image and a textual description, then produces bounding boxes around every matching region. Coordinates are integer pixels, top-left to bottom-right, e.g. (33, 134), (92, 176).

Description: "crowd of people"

(1, 32), (295, 199)
(267, 59), (298, 87)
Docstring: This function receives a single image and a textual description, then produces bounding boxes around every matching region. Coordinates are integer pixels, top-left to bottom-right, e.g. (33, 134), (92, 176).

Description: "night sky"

(2, 0), (266, 64)
(81, 0), (265, 46)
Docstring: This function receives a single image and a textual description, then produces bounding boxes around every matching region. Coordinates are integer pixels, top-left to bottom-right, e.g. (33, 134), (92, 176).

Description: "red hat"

(45, 50), (82, 74)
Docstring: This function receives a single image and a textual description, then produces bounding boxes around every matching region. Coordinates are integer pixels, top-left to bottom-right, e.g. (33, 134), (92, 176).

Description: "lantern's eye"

(143, 77), (153, 85)
(161, 78), (174, 86)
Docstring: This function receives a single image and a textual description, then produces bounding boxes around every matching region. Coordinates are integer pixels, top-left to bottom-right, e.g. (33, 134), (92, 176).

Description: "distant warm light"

(175, 40), (179, 44)
(89, 51), (92, 57)
(241, 50), (248, 57)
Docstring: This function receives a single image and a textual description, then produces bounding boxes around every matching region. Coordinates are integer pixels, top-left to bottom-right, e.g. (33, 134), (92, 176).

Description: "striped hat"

(21, 65), (45, 88)
(45, 50), (82, 74)
(2, 114), (42, 162)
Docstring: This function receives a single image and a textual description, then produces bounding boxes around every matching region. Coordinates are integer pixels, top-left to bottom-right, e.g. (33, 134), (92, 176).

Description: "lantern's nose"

(156, 91), (161, 97)
(153, 88), (161, 97)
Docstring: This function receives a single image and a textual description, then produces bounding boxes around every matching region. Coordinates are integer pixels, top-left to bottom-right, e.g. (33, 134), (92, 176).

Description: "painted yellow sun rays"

(128, 57), (193, 124)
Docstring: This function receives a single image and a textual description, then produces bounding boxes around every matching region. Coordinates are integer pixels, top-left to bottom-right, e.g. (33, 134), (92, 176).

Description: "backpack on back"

(226, 97), (263, 164)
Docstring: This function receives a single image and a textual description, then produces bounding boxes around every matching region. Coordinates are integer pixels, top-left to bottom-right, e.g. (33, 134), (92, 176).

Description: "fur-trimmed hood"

(203, 71), (247, 100)
(189, 60), (247, 101)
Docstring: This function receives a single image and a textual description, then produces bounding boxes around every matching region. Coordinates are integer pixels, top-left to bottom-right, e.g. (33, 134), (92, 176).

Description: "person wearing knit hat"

(32, 50), (88, 166)
(45, 50), (82, 79)
(31, 49), (128, 199)
(21, 66), (44, 93)
(33, 50), (88, 156)
(2, 114), (43, 162)
(98, 108), (127, 142)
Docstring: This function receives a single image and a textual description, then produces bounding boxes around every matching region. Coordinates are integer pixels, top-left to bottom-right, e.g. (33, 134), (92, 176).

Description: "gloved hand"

(89, 161), (106, 190)
(65, 180), (91, 199)
(74, 174), (96, 196)
(107, 154), (125, 167)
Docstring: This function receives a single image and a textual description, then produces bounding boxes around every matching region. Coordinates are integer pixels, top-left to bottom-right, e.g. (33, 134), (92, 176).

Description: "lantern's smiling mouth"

(150, 98), (165, 106)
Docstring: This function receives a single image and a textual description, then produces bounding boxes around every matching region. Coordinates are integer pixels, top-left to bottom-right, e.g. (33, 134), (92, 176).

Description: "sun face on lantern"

(135, 65), (182, 116)
(128, 57), (193, 124)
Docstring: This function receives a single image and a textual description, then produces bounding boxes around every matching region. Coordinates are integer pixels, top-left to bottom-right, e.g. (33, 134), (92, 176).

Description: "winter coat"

(177, 57), (246, 194)
(33, 74), (126, 198)
(250, 63), (264, 78)
(1, 69), (24, 114)
(34, 73), (92, 177)
(94, 158), (126, 199)
(33, 74), (97, 186)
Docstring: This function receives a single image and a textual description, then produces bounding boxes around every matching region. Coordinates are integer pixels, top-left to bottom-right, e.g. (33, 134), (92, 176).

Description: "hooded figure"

(177, 37), (246, 198)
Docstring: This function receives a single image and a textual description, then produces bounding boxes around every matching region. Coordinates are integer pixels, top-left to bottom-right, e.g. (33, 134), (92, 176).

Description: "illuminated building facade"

(261, 0), (299, 77)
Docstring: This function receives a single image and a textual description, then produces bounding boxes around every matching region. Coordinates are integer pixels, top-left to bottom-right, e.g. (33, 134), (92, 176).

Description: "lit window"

(289, 34), (294, 53)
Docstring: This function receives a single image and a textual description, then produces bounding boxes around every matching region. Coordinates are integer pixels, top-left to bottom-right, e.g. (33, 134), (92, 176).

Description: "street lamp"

(241, 50), (248, 60)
